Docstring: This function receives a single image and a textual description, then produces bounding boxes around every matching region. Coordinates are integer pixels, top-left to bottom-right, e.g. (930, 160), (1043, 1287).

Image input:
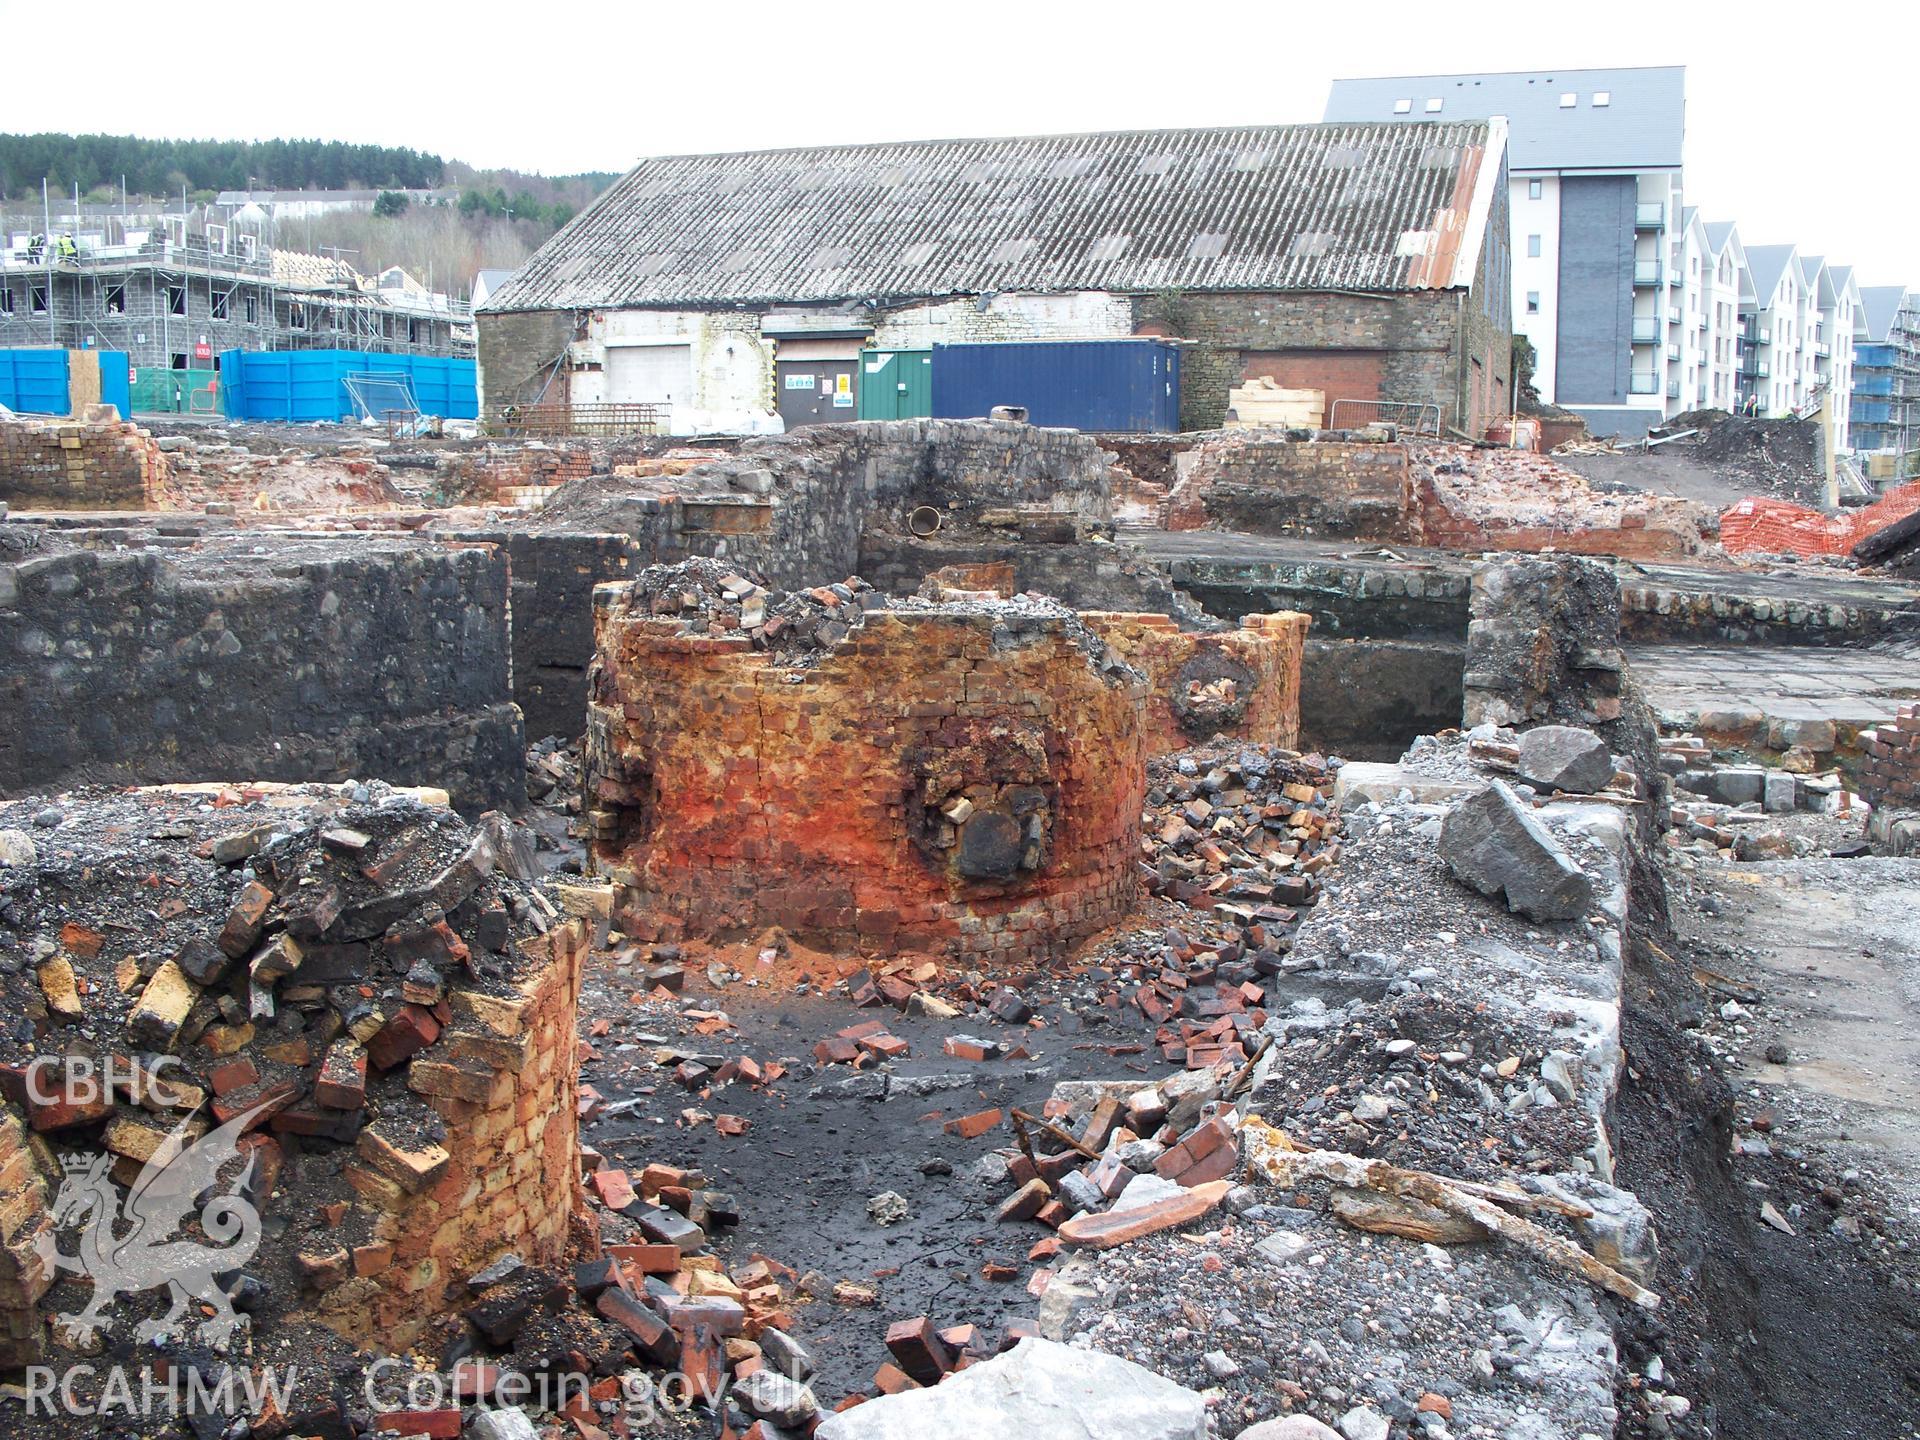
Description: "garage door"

(605, 345), (692, 418)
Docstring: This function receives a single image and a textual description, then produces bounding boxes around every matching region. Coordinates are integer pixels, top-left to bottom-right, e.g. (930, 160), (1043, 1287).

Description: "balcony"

(1631, 316), (1660, 343)
(1667, 305), (1682, 324)
(1742, 322), (1771, 344)
(1666, 345), (1680, 363)
(1815, 342), (1831, 358)
(1667, 379), (1681, 399)
(1633, 260), (1662, 287)
(1739, 357), (1771, 379)
(1629, 372), (1661, 395)
(1635, 202), (1665, 229)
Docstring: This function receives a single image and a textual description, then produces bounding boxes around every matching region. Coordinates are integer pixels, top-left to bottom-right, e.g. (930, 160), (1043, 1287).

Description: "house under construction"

(0, 216), (472, 381)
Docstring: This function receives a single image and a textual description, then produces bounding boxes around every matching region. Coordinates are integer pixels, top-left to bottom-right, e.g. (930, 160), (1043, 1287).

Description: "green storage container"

(857, 348), (932, 420)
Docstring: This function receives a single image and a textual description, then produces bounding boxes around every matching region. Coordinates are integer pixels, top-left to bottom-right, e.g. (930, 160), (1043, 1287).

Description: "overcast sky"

(5, 0), (1915, 282)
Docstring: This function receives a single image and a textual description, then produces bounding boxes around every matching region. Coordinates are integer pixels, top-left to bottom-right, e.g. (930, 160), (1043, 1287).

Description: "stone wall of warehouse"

(0, 533), (523, 811)
(474, 309), (578, 411)
(1131, 289), (1482, 434)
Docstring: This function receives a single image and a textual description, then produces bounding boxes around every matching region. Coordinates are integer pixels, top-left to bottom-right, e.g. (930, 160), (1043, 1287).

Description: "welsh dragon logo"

(36, 1103), (269, 1347)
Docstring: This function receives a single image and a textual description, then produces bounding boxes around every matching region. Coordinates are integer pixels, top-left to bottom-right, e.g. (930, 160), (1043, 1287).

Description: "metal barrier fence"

(481, 403), (667, 438)
(1326, 399), (1442, 436)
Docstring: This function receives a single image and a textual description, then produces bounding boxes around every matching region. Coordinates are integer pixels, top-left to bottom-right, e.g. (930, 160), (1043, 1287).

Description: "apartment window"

(1559, 92), (1576, 107)
(407, 316), (421, 343)
(30, 285), (47, 314)
(1592, 91), (1611, 106)
(289, 302), (307, 330)
(1527, 234), (1542, 258)
(0, 287), (12, 314)
(1528, 179), (1542, 200)
(1424, 97), (1442, 113)
(166, 284), (185, 316)
(210, 287), (229, 320)
(170, 353), (188, 370)
(1393, 98), (1412, 114)
(104, 283), (125, 313)
(1526, 291), (1540, 314)
(244, 291), (258, 324)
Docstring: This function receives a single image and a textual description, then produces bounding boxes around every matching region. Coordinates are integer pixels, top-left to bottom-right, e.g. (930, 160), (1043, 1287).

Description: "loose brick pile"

(0, 411), (169, 508)
(1861, 703), (1920, 809)
(0, 785), (586, 1362)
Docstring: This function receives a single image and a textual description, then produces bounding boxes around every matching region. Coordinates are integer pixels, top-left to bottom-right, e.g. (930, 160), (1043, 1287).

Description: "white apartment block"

(1814, 262), (1861, 452)
(1698, 222), (1748, 413)
(1326, 66), (1687, 438)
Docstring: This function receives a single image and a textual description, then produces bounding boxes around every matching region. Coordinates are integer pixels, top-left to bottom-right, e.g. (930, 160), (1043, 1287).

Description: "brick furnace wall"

(1085, 611), (1308, 756)
(318, 919), (589, 1348)
(0, 413), (169, 509)
(585, 602), (1147, 965)
(1164, 436), (1412, 536)
(1861, 704), (1920, 811)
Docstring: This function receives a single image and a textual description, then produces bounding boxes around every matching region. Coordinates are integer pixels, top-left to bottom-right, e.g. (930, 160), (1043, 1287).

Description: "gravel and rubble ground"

(1556, 415), (1827, 511)
(1610, 843), (1920, 1440)
(3, 731), (1916, 1439)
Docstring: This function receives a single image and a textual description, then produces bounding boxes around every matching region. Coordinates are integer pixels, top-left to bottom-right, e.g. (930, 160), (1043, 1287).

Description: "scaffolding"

(0, 217), (472, 372)
(1853, 290), (1920, 467)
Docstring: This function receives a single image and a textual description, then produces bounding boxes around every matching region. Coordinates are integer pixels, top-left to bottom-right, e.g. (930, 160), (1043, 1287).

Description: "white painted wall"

(871, 292), (1135, 350)
(570, 308), (777, 433)
(1509, 174), (1561, 402)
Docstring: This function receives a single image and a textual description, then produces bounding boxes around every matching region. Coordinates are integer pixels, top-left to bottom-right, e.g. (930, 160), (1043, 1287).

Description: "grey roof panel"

(481, 121), (1498, 313)
(1744, 245), (1798, 306)
(1323, 67), (1683, 172)
(1860, 285), (1909, 342)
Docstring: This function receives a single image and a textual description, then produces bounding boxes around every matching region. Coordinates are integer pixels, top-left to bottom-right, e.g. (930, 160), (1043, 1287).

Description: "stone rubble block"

(814, 1337), (1207, 1440)
(1439, 781), (1594, 923)
(1515, 724), (1615, 794)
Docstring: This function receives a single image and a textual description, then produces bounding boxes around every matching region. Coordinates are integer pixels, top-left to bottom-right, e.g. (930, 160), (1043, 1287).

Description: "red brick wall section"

(0, 414), (169, 509)
(315, 919), (589, 1349)
(1861, 705), (1920, 810)
(1238, 351), (1385, 412)
(1161, 435), (1412, 535)
(1084, 612), (1308, 756)
(438, 444), (595, 501)
(585, 606), (1147, 966)
(0, 1108), (54, 1368)
(1721, 481), (1920, 559)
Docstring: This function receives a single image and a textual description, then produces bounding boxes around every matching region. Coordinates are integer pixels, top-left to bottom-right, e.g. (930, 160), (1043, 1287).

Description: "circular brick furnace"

(584, 577), (1148, 965)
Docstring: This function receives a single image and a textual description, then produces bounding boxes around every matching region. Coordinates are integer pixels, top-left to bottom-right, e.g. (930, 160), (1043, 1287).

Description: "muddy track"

(1610, 857), (1920, 1438)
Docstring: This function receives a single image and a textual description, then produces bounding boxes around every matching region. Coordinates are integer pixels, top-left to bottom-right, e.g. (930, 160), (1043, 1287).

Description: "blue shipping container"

(0, 348), (73, 415)
(220, 349), (478, 423)
(931, 339), (1181, 433)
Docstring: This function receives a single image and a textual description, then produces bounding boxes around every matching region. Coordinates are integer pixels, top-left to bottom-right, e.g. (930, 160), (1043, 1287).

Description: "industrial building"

(477, 120), (1513, 436)
(1325, 65), (1686, 437)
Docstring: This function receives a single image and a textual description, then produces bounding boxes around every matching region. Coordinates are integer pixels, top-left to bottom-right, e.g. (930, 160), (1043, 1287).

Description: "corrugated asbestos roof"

(481, 121), (1499, 313)
(1324, 67), (1682, 173)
